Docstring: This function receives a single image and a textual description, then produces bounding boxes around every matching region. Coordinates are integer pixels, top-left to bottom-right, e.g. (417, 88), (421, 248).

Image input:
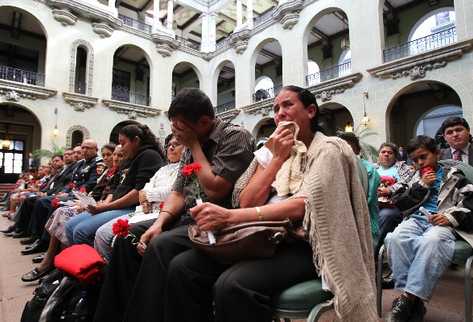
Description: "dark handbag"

(188, 219), (290, 264)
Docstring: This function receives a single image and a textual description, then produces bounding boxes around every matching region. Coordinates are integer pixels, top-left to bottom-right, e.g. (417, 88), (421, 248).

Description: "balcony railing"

(216, 37), (231, 51)
(176, 36), (200, 51)
(252, 84), (282, 103)
(306, 60), (352, 86)
(215, 101), (235, 114)
(111, 85), (150, 106)
(254, 8), (275, 27)
(0, 65), (45, 86)
(119, 14), (152, 33)
(383, 27), (457, 62)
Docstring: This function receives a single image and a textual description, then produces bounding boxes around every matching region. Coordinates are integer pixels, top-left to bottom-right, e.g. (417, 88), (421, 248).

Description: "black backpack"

(20, 269), (64, 322)
(39, 276), (100, 322)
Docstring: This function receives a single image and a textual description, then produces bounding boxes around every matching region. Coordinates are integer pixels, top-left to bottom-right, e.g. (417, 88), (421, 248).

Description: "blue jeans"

(65, 208), (134, 245)
(385, 215), (455, 300)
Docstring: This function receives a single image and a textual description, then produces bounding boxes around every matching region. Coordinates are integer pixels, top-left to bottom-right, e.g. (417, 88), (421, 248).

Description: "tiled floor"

(0, 215), (471, 322)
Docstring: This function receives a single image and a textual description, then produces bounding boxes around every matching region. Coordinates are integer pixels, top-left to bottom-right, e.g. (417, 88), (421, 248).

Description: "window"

(0, 140), (24, 174)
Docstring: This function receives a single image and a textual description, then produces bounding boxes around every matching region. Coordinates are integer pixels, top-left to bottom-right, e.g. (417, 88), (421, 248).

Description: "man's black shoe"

(21, 240), (47, 255)
(389, 295), (414, 322)
(32, 253), (45, 264)
(12, 230), (28, 238)
(1, 225), (15, 234)
(409, 299), (426, 322)
(20, 237), (37, 245)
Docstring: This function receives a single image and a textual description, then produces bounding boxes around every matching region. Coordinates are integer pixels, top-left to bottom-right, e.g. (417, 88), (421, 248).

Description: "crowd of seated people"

(1, 87), (473, 322)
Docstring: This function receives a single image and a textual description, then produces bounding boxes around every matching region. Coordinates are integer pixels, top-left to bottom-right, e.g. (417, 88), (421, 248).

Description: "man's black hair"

(337, 131), (361, 155)
(168, 88), (214, 123)
(440, 116), (470, 135)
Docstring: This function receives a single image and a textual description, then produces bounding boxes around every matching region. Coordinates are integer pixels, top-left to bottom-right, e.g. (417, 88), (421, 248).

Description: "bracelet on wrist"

(255, 206), (263, 221)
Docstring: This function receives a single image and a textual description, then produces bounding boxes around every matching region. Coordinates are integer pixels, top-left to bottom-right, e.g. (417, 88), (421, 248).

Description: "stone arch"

(0, 102), (42, 181)
(252, 117), (276, 141)
(213, 60), (236, 110)
(70, 40), (94, 96)
(301, 7), (351, 85)
(249, 38), (283, 101)
(318, 102), (354, 135)
(408, 6), (456, 41)
(66, 125), (90, 148)
(386, 80), (462, 146)
(109, 120), (140, 144)
(0, 4), (49, 39)
(171, 61), (203, 96)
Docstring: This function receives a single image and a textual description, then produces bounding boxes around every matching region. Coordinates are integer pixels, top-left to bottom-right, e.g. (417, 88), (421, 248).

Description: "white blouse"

(142, 162), (180, 203)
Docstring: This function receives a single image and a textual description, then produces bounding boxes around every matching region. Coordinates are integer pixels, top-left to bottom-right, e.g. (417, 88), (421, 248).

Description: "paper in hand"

(73, 191), (97, 207)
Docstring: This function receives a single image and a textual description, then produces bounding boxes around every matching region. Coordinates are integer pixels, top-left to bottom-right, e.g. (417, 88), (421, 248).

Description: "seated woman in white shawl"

(94, 135), (184, 261)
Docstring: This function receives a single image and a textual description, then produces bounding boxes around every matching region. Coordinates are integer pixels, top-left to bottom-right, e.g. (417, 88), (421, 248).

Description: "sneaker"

(388, 295), (414, 322)
(409, 299), (426, 322)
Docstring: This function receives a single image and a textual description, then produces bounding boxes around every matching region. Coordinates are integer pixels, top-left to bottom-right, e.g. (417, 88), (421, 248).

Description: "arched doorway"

(387, 81), (462, 146)
(215, 61), (235, 113)
(0, 6), (47, 86)
(112, 45), (151, 106)
(109, 120), (139, 144)
(304, 8), (351, 86)
(172, 62), (201, 97)
(252, 39), (282, 102)
(253, 118), (276, 144)
(318, 102), (353, 135)
(0, 103), (41, 183)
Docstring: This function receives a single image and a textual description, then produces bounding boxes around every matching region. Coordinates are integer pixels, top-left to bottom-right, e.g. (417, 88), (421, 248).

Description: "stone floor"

(0, 215), (471, 322)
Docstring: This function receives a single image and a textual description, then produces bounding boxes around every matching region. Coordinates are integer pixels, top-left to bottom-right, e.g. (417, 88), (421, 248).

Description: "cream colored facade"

(0, 0), (472, 160)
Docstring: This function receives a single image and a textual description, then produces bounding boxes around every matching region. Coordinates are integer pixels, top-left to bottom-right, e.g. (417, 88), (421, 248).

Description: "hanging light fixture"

(1, 124), (12, 149)
(361, 91), (370, 126)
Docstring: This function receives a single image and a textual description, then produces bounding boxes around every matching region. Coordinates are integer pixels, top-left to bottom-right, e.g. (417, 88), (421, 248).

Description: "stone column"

(153, 0), (162, 31)
(166, 0), (174, 31)
(236, 0), (243, 30)
(246, 0), (254, 29)
(201, 13), (217, 53)
(454, 0), (473, 41)
(108, 0), (116, 8)
(349, 0), (383, 71)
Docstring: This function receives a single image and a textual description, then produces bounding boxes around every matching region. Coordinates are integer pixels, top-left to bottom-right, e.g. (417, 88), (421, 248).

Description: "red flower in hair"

(159, 202), (165, 210)
(51, 197), (61, 209)
(112, 219), (131, 238)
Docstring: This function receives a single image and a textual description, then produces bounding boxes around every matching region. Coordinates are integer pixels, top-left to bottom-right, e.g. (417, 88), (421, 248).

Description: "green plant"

(31, 144), (65, 159)
(355, 125), (379, 163)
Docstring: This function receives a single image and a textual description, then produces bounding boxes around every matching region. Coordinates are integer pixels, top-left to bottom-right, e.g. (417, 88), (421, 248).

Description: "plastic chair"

(272, 279), (333, 322)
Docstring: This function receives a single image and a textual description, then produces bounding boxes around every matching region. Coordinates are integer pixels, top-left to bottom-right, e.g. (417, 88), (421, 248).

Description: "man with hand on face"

(440, 116), (473, 165)
(93, 88), (255, 322)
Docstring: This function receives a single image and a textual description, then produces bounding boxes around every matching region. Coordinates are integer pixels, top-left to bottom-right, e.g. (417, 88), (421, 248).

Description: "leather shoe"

(1, 225), (15, 234)
(21, 267), (53, 282)
(32, 254), (45, 264)
(21, 237), (38, 245)
(21, 240), (48, 255)
(12, 231), (29, 238)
